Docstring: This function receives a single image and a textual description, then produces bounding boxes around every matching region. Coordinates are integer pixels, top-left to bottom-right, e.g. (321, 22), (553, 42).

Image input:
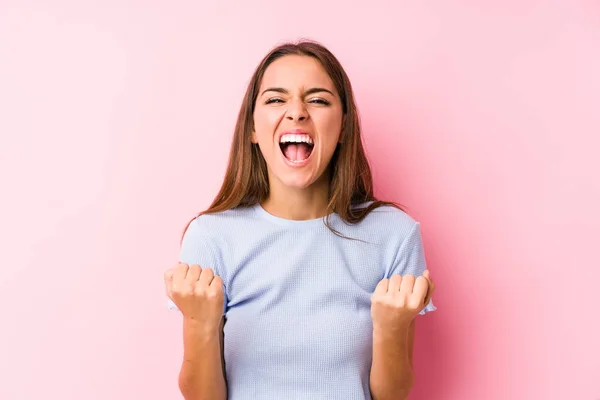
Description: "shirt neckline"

(252, 203), (335, 228)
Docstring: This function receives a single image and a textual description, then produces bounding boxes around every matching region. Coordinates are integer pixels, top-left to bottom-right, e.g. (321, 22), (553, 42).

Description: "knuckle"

(194, 285), (208, 296)
(174, 282), (191, 294)
(371, 293), (385, 303)
(178, 265), (189, 274)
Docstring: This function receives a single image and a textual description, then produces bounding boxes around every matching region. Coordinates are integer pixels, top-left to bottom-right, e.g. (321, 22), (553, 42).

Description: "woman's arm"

(369, 319), (416, 400)
(178, 316), (227, 400)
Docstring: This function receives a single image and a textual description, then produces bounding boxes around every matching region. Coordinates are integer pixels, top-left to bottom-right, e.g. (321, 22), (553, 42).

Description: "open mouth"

(279, 134), (314, 163)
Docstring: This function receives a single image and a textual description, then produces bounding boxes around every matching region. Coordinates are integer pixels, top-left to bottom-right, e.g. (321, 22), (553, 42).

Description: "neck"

(261, 175), (330, 221)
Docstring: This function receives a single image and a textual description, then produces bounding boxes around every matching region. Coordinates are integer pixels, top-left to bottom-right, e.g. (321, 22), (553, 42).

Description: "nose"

(285, 98), (308, 122)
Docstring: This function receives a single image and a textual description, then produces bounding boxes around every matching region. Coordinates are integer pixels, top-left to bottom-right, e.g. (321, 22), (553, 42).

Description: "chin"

(279, 176), (316, 190)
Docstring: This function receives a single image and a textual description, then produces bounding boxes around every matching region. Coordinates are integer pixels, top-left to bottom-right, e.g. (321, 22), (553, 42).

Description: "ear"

(250, 130), (258, 144)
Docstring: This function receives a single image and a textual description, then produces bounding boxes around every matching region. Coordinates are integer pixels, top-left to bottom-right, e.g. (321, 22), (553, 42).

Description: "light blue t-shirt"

(168, 203), (436, 400)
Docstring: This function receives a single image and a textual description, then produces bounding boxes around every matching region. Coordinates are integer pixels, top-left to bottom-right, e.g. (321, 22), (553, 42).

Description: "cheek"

(253, 112), (280, 151)
(315, 115), (343, 146)
(254, 108), (282, 134)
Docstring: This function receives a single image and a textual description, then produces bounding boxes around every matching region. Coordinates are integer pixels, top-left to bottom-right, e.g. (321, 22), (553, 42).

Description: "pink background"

(1, 1), (598, 399)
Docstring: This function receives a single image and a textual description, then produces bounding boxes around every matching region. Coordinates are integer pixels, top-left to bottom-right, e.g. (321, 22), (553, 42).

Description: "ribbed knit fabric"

(168, 203), (436, 400)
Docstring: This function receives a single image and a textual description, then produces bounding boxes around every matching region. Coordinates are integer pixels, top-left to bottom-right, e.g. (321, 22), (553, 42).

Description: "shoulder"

(179, 211), (238, 279)
(357, 203), (419, 233)
(184, 206), (256, 242)
(343, 203), (422, 252)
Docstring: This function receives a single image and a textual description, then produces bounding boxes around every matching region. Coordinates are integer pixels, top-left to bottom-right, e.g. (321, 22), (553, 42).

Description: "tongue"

(283, 143), (311, 161)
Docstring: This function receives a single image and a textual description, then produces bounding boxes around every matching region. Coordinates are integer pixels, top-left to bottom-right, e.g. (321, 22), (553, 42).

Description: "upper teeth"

(280, 134), (313, 145)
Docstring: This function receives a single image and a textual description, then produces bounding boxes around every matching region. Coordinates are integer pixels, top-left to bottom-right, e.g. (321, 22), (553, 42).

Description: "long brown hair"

(181, 39), (404, 242)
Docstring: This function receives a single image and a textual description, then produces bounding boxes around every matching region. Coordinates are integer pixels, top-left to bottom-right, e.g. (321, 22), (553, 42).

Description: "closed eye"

(265, 98), (330, 105)
(265, 98), (284, 104)
(309, 98), (330, 105)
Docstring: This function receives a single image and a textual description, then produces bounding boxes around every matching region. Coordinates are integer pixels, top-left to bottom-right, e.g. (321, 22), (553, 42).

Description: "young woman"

(164, 40), (437, 400)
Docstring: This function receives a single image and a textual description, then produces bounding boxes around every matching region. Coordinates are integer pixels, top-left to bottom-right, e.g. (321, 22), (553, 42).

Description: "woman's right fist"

(164, 263), (224, 331)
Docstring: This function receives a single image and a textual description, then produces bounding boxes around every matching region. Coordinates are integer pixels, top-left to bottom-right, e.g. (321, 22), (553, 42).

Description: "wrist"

(183, 316), (221, 339)
(372, 321), (411, 340)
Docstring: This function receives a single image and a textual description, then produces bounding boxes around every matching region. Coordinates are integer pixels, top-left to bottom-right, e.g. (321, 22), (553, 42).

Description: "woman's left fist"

(371, 270), (436, 332)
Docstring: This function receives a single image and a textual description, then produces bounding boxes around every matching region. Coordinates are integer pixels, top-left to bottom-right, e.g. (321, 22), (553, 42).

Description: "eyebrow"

(260, 87), (335, 97)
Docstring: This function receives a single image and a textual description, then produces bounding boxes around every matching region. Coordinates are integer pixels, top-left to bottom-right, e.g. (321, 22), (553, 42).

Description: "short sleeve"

(167, 216), (228, 315)
(387, 222), (437, 316)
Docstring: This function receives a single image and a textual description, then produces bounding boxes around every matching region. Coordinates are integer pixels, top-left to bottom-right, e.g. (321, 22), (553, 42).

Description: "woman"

(164, 39), (437, 400)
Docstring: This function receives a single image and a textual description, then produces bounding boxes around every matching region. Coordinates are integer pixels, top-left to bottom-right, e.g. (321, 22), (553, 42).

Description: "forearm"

(178, 317), (226, 400)
(369, 325), (414, 400)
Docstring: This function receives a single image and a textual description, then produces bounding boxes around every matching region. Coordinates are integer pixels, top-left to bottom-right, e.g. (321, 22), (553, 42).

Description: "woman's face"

(252, 55), (344, 191)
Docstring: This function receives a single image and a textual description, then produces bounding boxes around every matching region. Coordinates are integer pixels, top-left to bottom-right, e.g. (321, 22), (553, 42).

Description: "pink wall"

(1, 1), (598, 399)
